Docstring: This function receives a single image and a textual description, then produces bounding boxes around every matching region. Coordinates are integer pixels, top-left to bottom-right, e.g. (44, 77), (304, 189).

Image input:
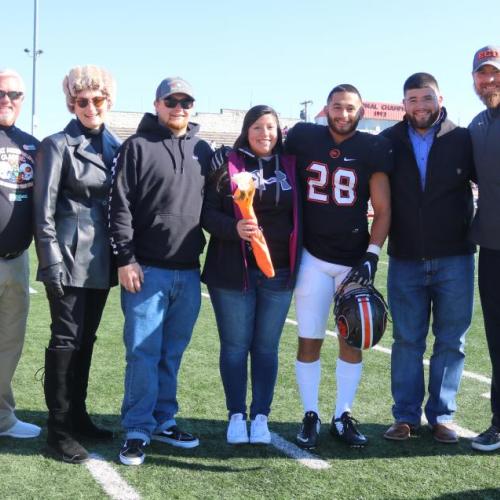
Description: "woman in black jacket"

(202, 105), (300, 445)
(34, 65), (120, 463)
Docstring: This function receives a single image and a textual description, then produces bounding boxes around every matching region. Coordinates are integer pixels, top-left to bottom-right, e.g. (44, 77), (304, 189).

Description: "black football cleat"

(296, 411), (321, 449)
(330, 411), (368, 447)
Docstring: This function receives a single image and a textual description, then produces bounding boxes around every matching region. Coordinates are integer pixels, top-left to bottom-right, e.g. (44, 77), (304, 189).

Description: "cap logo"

(478, 49), (499, 60)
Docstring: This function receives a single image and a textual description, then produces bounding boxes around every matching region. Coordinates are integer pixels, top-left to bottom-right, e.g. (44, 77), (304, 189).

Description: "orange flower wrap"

(232, 173), (275, 278)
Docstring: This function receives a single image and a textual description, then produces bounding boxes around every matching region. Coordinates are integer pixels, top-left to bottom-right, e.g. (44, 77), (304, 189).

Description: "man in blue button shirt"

(381, 73), (476, 444)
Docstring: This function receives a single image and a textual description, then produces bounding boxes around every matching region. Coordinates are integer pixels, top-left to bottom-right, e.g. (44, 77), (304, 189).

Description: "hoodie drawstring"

(274, 155), (281, 206)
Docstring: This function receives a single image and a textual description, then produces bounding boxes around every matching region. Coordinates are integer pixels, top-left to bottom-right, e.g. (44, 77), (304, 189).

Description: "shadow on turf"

(0, 411), (486, 464)
(434, 489), (500, 499)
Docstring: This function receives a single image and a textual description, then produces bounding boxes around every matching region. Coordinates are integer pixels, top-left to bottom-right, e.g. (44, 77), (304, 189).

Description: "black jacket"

(109, 113), (212, 269)
(382, 112), (475, 259)
(201, 150), (301, 290)
(34, 119), (120, 289)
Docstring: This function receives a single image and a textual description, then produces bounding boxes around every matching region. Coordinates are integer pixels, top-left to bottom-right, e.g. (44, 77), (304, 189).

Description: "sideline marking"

(271, 433), (331, 470)
(284, 318), (492, 386)
(86, 454), (141, 500)
(421, 418), (477, 440)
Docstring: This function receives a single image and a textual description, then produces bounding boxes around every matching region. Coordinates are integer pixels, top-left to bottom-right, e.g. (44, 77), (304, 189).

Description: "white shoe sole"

(250, 435), (271, 445)
(119, 453), (145, 466)
(227, 436), (249, 444)
(471, 440), (500, 451)
(151, 434), (199, 448)
(0, 431), (41, 438)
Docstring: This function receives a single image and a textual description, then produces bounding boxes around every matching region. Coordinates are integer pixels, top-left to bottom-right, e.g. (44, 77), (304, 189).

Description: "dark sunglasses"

(163, 97), (194, 109)
(0, 90), (24, 101)
(74, 96), (107, 109)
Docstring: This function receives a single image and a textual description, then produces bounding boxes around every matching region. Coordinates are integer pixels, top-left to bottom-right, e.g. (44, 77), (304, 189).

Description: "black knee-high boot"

(70, 339), (113, 440)
(44, 348), (89, 464)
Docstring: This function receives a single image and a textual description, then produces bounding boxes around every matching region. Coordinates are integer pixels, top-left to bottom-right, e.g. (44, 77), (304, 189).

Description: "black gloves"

(39, 263), (64, 298)
(210, 145), (231, 172)
(343, 251), (379, 287)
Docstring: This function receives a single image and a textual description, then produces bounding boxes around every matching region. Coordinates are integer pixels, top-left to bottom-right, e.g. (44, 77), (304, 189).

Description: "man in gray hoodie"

(109, 77), (212, 466)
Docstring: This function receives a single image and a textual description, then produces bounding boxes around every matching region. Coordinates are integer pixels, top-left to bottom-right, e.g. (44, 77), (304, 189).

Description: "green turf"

(0, 248), (499, 499)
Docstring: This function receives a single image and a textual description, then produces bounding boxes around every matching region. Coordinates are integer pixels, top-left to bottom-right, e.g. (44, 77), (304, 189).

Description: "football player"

(285, 84), (392, 448)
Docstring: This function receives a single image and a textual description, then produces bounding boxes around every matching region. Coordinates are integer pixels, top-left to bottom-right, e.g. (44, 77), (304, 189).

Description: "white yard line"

(285, 318), (492, 386)
(271, 433), (331, 470)
(86, 454), (141, 500)
(420, 418), (478, 440)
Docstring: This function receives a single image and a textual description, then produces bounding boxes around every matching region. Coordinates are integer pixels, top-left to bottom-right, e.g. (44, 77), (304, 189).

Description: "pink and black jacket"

(201, 150), (301, 290)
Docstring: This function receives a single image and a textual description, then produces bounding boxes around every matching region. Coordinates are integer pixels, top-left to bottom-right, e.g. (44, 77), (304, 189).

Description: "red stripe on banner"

(360, 298), (372, 349)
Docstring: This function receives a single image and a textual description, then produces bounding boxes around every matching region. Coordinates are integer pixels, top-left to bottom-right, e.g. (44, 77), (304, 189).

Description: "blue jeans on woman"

(121, 265), (201, 443)
(208, 268), (293, 420)
(388, 254), (474, 426)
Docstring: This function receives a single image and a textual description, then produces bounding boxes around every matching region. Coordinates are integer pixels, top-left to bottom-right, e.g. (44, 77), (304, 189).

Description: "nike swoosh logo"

(343, 157), (357, 162)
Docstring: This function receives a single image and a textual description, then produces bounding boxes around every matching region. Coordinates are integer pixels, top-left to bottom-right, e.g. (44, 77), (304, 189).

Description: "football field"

(1, 248), (499, 499)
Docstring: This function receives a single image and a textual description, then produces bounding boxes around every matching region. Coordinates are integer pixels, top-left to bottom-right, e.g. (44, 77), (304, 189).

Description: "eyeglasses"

(74, 96), (108, 109)
(163, 97), (194, 109)
(0, 90), (24, 101)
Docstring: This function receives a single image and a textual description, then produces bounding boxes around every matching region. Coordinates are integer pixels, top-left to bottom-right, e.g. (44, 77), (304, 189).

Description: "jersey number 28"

(306, 162), (358, 206)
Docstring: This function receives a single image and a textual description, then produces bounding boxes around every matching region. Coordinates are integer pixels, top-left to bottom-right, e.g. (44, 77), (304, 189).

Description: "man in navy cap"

(109, 77), (212, 465)
(468, 45), (500, 452)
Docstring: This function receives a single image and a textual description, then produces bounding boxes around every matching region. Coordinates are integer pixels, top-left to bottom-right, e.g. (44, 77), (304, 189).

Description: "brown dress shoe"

(384, 422), (418, 441)
(431, 423), (458, 443)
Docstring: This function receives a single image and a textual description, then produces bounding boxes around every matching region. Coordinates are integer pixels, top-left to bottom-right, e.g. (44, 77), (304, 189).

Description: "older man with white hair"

(0, 68), (40, 439)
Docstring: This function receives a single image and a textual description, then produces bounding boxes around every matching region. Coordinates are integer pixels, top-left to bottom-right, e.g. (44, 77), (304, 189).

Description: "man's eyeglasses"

(74, 96), (107, 109)
(0, 90), (24, 101)
(163, 97), (194, 109)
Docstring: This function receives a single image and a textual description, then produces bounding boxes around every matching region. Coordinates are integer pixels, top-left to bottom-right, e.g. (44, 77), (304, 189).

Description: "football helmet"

(333, 282), (389, 350)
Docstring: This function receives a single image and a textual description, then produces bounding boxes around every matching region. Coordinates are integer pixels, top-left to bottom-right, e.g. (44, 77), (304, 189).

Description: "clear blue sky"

(2, 0), (499, 139)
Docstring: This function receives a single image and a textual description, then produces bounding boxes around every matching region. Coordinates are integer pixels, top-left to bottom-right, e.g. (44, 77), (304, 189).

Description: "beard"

(474, 85), (500, 110)
(327, 112), (361, 137)
(165, 116), (189, 131)
(406, 108), (440, 131)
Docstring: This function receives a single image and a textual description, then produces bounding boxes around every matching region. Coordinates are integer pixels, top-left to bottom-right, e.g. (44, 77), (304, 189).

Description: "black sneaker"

(296, 411), (321, 449)
(152, 425), (199, 449)
(330, 411), (368, 447)
(119, 439), (146, 466)
(471, 425), (500, 452)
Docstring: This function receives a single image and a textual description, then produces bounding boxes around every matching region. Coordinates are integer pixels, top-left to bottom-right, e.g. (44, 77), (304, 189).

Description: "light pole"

(300, 100), (313, 122)
(24, 0), (43, 136)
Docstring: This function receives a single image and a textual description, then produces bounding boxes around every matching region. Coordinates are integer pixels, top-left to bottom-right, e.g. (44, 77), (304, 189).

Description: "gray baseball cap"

(155, 77), (194, 100)
(472, 45), (500, 72)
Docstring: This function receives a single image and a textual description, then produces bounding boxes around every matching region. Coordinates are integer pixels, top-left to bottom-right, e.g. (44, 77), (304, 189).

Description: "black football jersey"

(286, 123), (392, 265)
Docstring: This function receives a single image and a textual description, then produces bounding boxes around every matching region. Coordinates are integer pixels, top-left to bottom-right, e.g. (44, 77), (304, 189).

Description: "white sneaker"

(227, 413), (248, 444)
(0, 420), (41, 439)
(250, 414), (271, 444)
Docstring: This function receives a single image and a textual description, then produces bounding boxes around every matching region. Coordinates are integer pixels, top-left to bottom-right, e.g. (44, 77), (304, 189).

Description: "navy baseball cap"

(472, 45), (500, 72)
(155, 77), (194, 100)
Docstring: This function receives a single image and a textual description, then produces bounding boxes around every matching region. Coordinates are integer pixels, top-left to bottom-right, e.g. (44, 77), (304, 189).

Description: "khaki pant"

(0, 252), (29, 432)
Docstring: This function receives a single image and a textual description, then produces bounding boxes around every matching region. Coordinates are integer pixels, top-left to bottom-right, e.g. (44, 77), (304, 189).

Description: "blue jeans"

(121, 266), (201, 442)
(388, 255), (474, 425)
(208, 268), (293, 419)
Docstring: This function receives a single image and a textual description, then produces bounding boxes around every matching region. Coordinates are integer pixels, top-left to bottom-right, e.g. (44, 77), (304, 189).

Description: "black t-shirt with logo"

(286, 122), (392, 266)
(0, 125), (39, 254)
(245, 155), (293, 269)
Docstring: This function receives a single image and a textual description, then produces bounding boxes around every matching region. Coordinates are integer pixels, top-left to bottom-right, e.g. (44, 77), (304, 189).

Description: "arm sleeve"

(33, 137), (64, 269)
(108, 140), (138, 267)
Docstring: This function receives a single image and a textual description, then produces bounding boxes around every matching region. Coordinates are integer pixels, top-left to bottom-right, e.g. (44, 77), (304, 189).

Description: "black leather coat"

(34, 119), (121, 289)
